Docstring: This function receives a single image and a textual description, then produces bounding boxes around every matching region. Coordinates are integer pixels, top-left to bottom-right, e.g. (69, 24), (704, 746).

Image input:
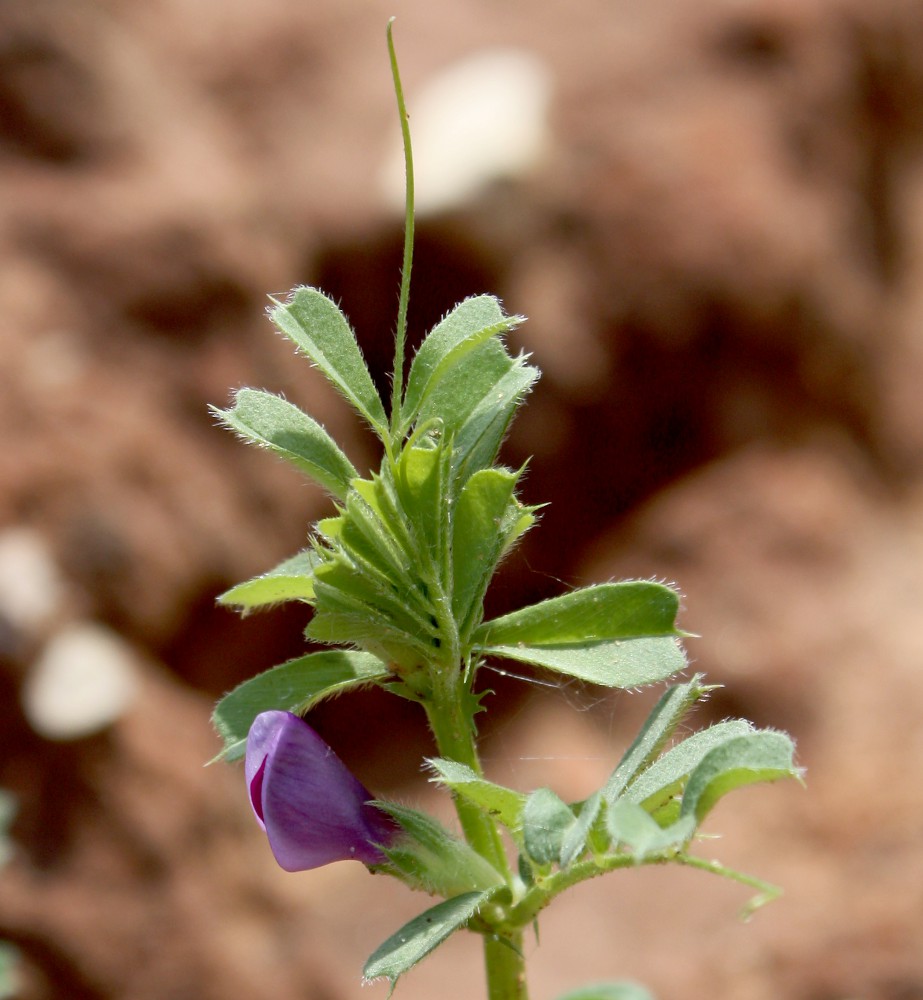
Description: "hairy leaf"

(211, 650), (390, 761)
(363, 890), (497, 985)
(454, 355), (539, 480)
(339, 491), (414, 589)
(428, 758), (526, 836)
(602, 675), (708, 804)
(414, 339), (538, 475)
(395, 440), (451, 569)
(213, 389), (357, 498)
(474, 582), (682, 648)
(681, 731), (801, 824)
(309, 558), (437, 641)
(606, 801), (695, 861)
(270, 287), (387, 434)
(402, 295), (523, 430)
(217, 550), (321, 612)
(560, 791), (603, 868)
(523, 787), (575, 866)
(478, 637), (686, 689)
(624, 720), (755, 823)
(374, 801), (503, 896)
(451, 468), (519, 635)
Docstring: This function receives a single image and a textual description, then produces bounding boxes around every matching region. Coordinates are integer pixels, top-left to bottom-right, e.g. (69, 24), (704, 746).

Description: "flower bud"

(245, 710), (397, 871)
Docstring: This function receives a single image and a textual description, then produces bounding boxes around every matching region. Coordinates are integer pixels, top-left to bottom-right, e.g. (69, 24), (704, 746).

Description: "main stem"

(484, 932), (528, 1000)
(386, 21), (527, 998)
(424, 669), (507, 874)
(425, 668), (530, 1000)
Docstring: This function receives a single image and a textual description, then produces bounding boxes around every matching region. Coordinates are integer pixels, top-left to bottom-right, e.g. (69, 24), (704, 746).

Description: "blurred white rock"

(0, 528), (67, 636)
(22, 622), (141, 740)
(380, 48), (553, 216)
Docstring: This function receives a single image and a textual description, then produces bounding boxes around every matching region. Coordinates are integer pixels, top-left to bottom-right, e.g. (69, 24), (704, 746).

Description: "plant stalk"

(484, 931), (529, 1000)
(423, 671), (529, 999)
(386, 24), (526, 998)
(423, 670), (508, 877)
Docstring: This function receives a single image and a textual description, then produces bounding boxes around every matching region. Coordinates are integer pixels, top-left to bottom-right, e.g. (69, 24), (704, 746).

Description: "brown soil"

(2, 1), (923, 998)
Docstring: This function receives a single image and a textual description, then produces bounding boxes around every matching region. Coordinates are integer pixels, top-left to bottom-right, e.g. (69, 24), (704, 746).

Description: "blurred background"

(2, 0), (923, 997)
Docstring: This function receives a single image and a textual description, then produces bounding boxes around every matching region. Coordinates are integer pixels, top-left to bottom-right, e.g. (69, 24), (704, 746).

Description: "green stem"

(484, 931), (529, 1000)
(501, 848), (779, 932)
(676, 854), (781, 918)
(386, 18), (414, 438)
(423, 671), (507, 877)
(505, 854), (637, 929)
(423, 674), (528, 999)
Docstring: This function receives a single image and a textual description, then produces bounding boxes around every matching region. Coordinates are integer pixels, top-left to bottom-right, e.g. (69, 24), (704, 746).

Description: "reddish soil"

(2, 1), (923, 998)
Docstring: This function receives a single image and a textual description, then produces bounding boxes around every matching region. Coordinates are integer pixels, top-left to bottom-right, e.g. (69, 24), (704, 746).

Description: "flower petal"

(245, 711), (395, 871)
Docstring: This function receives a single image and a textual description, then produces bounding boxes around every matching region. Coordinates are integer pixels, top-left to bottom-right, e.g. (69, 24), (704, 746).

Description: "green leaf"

(308, 549), (439, 658)
(499, 502), (538, 557)
(680, 731), (801, 824)
(560, 791), (603, 868)
(555, 982), (656, 1000)
(0, 943), (19, 1000)
(306, 565), (437, 669)
(0, 790), (15, 869)
(339, 478), (431, 604)
(270, 287), (387, 434)
(395, 440), (450, 568)
(374, 802), (503, 897)
(213, 389), (357, 498)
(414, 338), (538, 474)
(624, 720), (755, 823)
(454, 354), (539, 479)
(427, 758), (526, 836)
(363, 890), (496, 985)
(523, 787), (575, 866)
(474, 582), (682, 648)
(346, 476), (447, 616)
(217, 550), (321, 612)
(370, 466), (427, 565)
(339, 491), (417, 593)
(305, 613), (431, 670)
(402, 295), (524, 430)
(414, 337), (508, 439)
(210, 650), (390, 761)
(311, 557), (437, 641)
(478, 637), (686, 689)
(451, 467), (519, 635)
(602, 675), (708, 804)
(606, 801), (695, 861)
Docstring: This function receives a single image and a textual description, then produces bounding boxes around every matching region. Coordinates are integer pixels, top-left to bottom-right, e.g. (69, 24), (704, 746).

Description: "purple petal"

(245, 711), (396, 872)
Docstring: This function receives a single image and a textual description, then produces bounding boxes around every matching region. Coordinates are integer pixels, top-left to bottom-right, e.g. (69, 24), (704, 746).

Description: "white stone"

(22, 622), (141, 740)
(0, 528), (67, 635)
(380, 48), (553, 216)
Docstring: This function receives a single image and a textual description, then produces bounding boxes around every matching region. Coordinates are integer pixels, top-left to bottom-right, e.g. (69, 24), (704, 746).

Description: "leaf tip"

(740, 883), (782, 921)
(361, 973), (397, 997)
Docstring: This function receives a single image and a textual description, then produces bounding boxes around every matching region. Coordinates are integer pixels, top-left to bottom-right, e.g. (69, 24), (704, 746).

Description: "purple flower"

(245, 710), (397, 871)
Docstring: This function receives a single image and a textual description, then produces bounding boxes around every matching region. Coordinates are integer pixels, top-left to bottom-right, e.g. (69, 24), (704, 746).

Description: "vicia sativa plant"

(211, 22), (801, 1000)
